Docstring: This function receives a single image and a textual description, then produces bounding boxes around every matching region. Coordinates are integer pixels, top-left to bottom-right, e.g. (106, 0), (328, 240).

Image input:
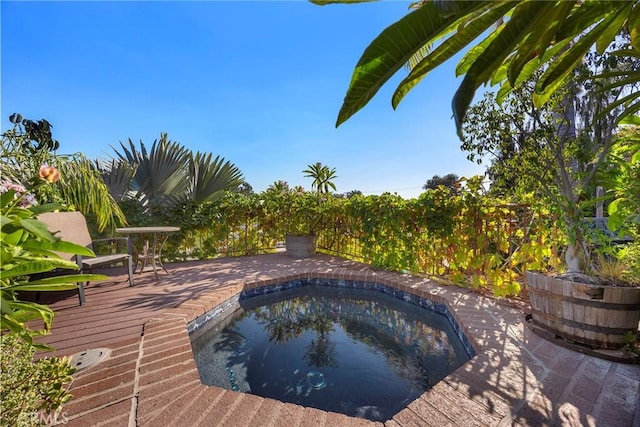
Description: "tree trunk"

(562, 204), (590, 274)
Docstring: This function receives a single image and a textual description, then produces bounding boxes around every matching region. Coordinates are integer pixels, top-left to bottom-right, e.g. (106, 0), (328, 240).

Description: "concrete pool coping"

(40, 254), (638, 426)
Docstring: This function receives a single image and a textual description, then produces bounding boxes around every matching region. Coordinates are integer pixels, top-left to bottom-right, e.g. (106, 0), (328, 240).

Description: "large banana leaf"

(324, 0), (638, 133)
(453, 1), (559, 130)
(392, 2), (515, 108)
(533, 3), (632, 108)
(334, 1), (490, 127)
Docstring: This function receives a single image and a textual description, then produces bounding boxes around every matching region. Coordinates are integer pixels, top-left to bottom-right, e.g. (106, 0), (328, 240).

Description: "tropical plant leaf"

(393, 2), (513, 109)
(506, 1), (575, 86)
(14, 274), (107, 291)
(595, 4), (632, 53)
(326, 0), (636, 134)
(188, 152), (244, 203)
(114, 135), (189, 208)
(0, 259), (79, 280)
(631, 3), (640, 50)
(615, 101), (640, 124)
(620, 114), (640, 125)
(554, 1), (618, 41)
(534, 7), (629, 107)
(56, 154), (127, 231)
(0, 313), (33, 337)
(0, 191), (16, 209)
(17, 218), (56, 242)
(21, 239), (96, 257)
(336, 1), (488, 127)
(98, 158), (137, 203)
(595, 91), (640, 123)
(496, 40), (572, 104)
(455, 9), (509, 78)
(453, 1), (557, 130)
(4, 300), (55, 330)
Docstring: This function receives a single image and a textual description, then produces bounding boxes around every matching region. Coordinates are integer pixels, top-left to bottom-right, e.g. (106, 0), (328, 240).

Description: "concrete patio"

(33, 254), (639, 426)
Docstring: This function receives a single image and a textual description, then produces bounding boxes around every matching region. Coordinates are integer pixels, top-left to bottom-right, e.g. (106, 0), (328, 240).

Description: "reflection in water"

(191, 286), (470, 422)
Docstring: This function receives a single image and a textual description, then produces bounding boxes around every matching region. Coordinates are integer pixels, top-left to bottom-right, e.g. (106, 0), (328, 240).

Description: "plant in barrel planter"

(462, 48), (640, 351)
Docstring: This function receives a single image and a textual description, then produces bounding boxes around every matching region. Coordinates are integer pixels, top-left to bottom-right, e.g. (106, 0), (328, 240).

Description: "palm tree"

(98, 158), (137, 203)
(303, 162), (338, 194)
(187, 152), (244, 203)
(114, 134), (189, 208)
(314, 1), (639, 132)
(267, 180), (291, 194)
(110, 134), (245, 209)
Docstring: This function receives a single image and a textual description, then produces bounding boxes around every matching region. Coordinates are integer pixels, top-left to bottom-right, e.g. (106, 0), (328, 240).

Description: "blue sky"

(1, 1), (487, 198)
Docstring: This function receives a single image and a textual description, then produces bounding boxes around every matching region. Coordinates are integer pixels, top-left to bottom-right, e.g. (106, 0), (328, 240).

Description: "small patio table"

(115, 226), (180, 280)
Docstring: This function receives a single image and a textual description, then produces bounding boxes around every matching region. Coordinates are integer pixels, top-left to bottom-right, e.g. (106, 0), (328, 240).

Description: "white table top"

(115, 226), (180, 234)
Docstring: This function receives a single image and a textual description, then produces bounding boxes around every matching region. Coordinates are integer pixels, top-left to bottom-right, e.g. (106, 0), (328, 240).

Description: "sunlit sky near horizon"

(1, 1), (488, 199)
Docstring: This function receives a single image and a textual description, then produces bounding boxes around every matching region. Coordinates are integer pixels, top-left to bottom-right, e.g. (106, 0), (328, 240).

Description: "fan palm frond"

(188, 152), (244, 203)
(113, 134), (189, 208)
(97, 158), (138, 202)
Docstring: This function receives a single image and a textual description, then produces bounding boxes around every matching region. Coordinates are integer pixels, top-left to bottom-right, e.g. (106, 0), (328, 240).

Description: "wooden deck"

(29, 254), (639, 426)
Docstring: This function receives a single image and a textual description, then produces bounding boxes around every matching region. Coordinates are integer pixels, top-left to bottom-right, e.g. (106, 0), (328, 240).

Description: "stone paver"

(30, 254), (639, 426)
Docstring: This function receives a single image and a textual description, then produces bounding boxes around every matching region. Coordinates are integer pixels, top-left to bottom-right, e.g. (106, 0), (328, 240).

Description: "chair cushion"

(83, 254), (130, 268)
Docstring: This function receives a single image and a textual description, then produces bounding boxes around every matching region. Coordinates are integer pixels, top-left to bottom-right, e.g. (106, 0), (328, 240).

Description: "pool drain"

(307, 371), (325, 389)
(70, 348), (111, 371)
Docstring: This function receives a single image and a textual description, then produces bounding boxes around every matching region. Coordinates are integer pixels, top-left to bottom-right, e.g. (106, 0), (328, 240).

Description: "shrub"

(0, 334), (74, 426)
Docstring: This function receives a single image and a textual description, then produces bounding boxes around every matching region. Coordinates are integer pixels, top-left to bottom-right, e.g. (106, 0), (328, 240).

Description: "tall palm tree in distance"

(303, 162), (338, 194)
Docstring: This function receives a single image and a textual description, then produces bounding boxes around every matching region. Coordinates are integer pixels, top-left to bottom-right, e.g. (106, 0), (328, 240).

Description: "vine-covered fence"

(118, 186), (564, 297)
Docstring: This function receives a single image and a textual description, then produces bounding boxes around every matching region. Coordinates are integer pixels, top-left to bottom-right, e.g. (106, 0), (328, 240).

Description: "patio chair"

(37, 211), (134, 305)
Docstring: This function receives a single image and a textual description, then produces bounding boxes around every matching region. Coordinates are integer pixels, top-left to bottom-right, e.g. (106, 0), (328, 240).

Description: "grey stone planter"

(285, 235), (316, 259)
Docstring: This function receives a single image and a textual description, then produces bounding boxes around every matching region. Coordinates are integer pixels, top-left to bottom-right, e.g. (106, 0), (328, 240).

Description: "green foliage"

(461, 51), (634, 274)
(113, 135), (190, 208)
(423, 173), (461, 193)
(264, 186), (328, 236)
(1, 114), (126, 232)
(303, 162), (338, 194)
(110, 134), (244, 210)
(0, 334), (75, 426)
(144, 175), (637, 297)
(123, 191), (275, 260)
(603, 127), (640, 233)
(189, 152), (245, 203)
(318, 0), (639, 132)
(138, 178), (564, 297)
(318, 177), (562, 296)
(618, 242), (640, 285)
(1, 181), (107, 345)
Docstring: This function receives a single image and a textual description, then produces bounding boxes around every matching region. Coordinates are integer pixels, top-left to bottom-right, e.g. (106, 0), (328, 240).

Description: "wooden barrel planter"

(285, 235), (316, 259)
(526, 271), (640, 349)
